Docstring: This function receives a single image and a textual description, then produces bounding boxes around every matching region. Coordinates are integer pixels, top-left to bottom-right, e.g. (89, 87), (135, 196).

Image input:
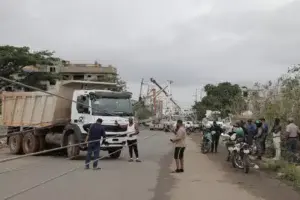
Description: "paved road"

(0, 130), (300, 200)
(0, 130), (173, 200)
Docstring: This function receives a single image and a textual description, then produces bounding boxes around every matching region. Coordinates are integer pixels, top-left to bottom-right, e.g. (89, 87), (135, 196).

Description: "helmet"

(234, 127), (244, 137)
(255, 120), (262, 127)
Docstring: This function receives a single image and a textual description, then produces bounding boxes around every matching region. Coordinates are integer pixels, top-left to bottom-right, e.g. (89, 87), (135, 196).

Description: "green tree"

(193, 82), (246, 119)
(0, 45), (61, 90)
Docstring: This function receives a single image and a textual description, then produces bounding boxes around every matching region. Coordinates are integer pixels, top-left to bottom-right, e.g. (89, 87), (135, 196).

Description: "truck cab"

(70, 90), (133, 158)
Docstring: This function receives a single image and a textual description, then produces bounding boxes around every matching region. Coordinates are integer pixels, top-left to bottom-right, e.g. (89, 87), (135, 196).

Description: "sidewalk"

(168, 137), (262, 200)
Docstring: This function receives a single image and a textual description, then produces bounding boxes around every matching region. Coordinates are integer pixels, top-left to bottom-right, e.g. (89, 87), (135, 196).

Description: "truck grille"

(102, 125), (127, 132)
(82, 123), (127, 132)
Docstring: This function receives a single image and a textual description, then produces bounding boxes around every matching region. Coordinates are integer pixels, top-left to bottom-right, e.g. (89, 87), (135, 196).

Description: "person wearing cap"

(85, 118), (106, 170)
(170, 119), (186, 173)
(285, 117), (300, 162)
(127, 117), (141, 162)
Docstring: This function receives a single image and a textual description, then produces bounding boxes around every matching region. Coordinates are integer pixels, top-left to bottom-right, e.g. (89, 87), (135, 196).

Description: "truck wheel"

(38, 135), (46, 151)
(108, 149), (121, 159)
(22, 132), (39, 154)
(67, 134), (80, 159)
(9, 135), (23, 154)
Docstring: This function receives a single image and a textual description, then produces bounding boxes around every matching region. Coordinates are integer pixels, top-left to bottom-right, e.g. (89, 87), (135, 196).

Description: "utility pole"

(138, 78), (144, 102)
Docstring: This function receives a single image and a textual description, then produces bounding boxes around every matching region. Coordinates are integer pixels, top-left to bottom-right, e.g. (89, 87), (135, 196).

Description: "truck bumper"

(79, 133), (127, 151)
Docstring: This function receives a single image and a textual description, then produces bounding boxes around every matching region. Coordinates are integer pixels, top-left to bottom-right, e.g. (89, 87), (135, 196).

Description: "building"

(1, 61), (118, 92)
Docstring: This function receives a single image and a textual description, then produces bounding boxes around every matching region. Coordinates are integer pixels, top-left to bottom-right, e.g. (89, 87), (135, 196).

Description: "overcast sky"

(1, 0), (299, 108)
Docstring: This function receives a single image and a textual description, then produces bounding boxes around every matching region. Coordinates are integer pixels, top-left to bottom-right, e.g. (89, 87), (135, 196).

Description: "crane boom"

(150, 78), (181, 109)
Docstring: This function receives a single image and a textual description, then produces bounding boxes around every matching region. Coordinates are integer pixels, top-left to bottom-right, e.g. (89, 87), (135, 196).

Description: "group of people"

(234, 117), (300, 161)
(84, 117), (141, 170)
(83, 117), (188, 173)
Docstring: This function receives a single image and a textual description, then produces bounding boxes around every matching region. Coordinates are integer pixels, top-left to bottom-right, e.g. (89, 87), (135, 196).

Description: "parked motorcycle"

(221, 133), (251, 173)
(201, 130), (215, 153)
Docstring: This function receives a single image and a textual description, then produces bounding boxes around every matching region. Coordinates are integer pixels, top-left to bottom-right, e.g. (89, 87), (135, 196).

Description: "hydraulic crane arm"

(150, 78), (181, 109)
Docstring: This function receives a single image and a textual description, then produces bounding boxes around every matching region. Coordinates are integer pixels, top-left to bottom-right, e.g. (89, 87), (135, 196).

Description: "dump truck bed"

(1, 91), (68, 128)
(1, 80), (118, 128)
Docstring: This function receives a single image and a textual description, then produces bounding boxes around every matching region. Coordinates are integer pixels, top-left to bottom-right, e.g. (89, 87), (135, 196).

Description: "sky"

(0, 0), (299, 109)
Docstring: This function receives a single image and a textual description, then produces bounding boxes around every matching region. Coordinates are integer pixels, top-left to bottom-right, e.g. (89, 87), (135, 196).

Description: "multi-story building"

(1, 61), (118, 91)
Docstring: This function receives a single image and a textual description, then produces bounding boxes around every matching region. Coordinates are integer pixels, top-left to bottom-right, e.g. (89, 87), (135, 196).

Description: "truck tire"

(108, 149), (121, 159)
(9, 135), (23, 154)
(22, 132), (40, 154)
(38, 135), (46, 151)
(67, 134), (80, 159)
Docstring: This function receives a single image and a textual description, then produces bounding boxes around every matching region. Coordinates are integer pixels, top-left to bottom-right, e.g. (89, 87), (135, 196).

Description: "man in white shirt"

(170, 120), (186, 173)
(127, 117), (141, 162)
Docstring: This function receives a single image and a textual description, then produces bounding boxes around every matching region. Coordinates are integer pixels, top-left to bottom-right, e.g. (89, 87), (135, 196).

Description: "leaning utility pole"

(138, 78), (144, 102)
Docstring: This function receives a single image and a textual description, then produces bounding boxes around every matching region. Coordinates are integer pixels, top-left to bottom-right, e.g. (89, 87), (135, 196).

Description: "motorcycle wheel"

(231, 151), (243, 169)
(201, 141), (210, 154)
(243, 154), (250, 173)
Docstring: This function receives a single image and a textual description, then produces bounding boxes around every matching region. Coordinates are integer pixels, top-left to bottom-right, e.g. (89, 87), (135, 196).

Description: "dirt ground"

(167, 132), (300, 200)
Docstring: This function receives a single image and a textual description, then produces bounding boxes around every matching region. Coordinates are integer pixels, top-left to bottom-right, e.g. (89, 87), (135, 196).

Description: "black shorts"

(174, 147), (185, 159)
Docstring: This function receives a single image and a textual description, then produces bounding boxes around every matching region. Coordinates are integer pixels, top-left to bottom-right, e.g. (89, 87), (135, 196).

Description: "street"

(0, 130), (300, 200)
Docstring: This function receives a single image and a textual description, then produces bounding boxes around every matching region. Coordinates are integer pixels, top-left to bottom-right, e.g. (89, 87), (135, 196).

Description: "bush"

(262, 159), (300, 188)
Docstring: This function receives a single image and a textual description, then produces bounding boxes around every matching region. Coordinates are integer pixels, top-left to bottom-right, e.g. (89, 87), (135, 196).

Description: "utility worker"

(127, 117), (141, 162)
(210, 121), (223, 153)
(85, 118), (106, 170)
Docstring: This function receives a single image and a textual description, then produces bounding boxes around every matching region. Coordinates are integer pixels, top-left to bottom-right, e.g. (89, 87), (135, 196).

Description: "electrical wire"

(2, 130), (164, 200)
(0, 125), (159, 175)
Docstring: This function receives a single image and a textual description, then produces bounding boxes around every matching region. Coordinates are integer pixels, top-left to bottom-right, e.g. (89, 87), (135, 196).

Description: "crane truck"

(1, 80), (133, 159)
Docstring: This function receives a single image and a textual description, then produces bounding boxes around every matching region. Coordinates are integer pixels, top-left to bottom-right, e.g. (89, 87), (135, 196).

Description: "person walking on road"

(127, 117), (141, 162)
(271, 118), (282, 160)
(170, 119), (186, 173)
(85, 118), (106, 170)
(285, 117), (300, 162)
(210, 121), (223, 153)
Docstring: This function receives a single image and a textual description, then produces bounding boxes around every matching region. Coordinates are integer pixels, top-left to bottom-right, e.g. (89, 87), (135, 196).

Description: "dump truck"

(1, 80), (133, 159)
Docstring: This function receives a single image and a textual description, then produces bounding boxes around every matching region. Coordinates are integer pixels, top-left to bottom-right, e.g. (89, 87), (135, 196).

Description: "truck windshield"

(91, 98), (133, 116)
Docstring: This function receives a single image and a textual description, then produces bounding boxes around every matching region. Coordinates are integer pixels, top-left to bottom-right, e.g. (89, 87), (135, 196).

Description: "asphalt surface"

(0, 130), (300, 200)
(0, 130), (173, 200)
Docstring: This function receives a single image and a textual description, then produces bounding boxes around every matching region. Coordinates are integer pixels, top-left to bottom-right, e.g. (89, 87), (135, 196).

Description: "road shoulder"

(168, 134), (300, 200)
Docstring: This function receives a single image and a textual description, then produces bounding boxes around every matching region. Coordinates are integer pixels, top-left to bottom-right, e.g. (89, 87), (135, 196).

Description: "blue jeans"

(85, 142), (100, 168)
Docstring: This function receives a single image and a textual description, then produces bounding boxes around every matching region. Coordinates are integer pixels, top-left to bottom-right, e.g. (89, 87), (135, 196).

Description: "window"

(50, 67), (56, 73)
(74, 75), (84, 80)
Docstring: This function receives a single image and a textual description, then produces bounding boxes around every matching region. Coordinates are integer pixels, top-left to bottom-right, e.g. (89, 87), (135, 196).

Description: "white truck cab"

(71, 90), (133, 158)
(2, 81), (133, 159)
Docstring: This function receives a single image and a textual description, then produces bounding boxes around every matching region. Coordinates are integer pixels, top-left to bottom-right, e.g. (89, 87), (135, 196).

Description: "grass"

(261, 159), (300, 188)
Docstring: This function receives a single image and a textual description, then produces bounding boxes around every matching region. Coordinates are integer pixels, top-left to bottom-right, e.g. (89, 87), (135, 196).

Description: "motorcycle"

(221, 133), (251, 173)
(201, 130), (215, 153)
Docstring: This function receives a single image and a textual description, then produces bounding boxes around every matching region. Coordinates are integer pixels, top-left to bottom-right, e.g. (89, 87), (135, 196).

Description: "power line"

(3, 131), (163, 200)
(0, 125), (157, 175)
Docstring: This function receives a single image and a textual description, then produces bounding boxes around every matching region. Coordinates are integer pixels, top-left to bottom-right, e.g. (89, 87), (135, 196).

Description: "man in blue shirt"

(246, 119), (256, 145)
(85, 118), (106, 170)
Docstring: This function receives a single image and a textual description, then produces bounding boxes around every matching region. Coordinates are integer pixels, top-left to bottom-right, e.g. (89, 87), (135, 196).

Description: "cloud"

(0, 0), (299, 107)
